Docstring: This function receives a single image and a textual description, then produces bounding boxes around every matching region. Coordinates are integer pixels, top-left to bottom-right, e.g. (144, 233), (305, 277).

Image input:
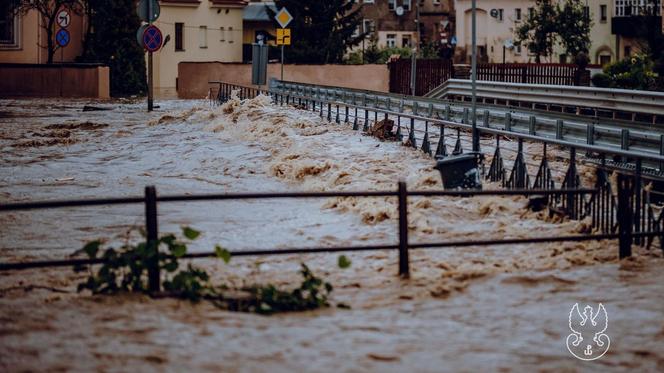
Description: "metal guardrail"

(428, 79), (664, 120)
(269, 79), (664, 163)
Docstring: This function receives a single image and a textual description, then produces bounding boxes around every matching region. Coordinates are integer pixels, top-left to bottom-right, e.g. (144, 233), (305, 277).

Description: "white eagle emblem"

(566, 303), (610, 360)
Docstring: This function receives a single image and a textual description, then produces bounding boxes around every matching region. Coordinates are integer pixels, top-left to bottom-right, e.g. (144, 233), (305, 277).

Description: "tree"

(515, 0), (558, 63)
(267, 0), (366, 64)
(9, 0), (83, 64)
(557, 0), (593, 59)
(79, 0), (146, 96)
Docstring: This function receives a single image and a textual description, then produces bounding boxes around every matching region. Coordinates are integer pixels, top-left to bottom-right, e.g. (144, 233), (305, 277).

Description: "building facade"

(154, 0), (247, 97)
(0, 3), (86, 64)
(452, 0), (656, 66)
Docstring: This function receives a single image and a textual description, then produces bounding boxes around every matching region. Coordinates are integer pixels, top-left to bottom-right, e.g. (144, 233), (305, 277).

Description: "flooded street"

(1, 96), (663, 372)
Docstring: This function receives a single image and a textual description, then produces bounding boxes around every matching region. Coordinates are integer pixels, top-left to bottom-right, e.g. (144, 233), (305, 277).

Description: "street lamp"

(471, 0), (479, 152)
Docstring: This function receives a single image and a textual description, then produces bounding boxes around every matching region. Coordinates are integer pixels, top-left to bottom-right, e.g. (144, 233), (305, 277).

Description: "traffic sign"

(143, 25), (163, 52)
(137, 0), (160, 23)
(275, 7), (293, 28)
(56, 29), (70, 47)
(57, 10), (71, 28)
(276, 28), (291, 46)
(136, 24), (149, 48)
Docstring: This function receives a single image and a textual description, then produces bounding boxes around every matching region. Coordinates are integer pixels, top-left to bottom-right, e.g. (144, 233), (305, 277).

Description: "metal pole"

(145, 186), (160, 292)
(617, 174), (633, 259)
(410, 2), (420, 96)
(281, 45), (284, 81)
(398, 181), (410, 278)
(471, 0), (479, 152)
(147, 1), (154, 112)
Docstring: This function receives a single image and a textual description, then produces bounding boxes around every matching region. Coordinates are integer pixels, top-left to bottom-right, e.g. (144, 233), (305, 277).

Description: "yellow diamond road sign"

(277, 28), (291, 45)
(275, 7), (293, 28)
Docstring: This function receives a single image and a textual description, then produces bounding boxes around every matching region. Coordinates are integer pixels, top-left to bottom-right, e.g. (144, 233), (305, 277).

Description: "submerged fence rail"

(0, 179), (656, 294)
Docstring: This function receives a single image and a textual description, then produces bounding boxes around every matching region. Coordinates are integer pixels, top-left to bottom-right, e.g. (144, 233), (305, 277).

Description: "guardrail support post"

(529, 116), (536, 135)
(398, 181), (410, 278)
(483, 110), (490, 127)
(617, 174), (633, 259)
(505, 112), (512, 132)
(556, 119), (564, 140)
(145, 186), (160, 293)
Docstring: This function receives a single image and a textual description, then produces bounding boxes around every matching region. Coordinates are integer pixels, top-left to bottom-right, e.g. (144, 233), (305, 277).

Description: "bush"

(591, 72), (612, 88)
(591, 54), (660, 91)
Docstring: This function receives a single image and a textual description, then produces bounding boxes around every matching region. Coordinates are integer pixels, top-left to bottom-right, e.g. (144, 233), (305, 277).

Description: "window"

(0, 2), (19, 49)
(220, 27), (225, 42)
(599, 55), (611, 66)
(363, 19), (375, 34)
(583, 6), (590, 20)
(388, 0), (395, 10)
(228, 26), (233, 43)
(386, 34), (396, 48)
(515, 8), (521, 21)
(403, 0), (411, 11)
(624, 46), (631, 57)
(559, 54), (568, 64)
(402, 34), (411, 48)
(175, 22), (184, 51)
(199, 26), (207, 48)
(600, 4), (607, 22)
(433, 0), (441, 5)
(516, 45), (522, 54)
(528, 7), (534, 19)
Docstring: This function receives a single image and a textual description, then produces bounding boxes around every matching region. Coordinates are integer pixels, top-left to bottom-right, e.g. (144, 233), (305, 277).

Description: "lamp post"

(410, 1), (420, 96)
(471, 0), (479, 152)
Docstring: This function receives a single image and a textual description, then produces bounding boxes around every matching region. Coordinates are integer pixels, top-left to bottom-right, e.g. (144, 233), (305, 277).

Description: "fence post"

(145, 186), (160, 292)
(617, 174), (633, 259)
(398, 181), (410, 278)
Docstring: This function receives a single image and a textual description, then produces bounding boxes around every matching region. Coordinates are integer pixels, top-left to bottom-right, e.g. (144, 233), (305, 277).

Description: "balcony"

(612, 15), (662, 36)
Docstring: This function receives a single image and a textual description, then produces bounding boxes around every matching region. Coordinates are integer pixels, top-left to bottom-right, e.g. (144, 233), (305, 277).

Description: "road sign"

(137, 0), (160, 23)
(276, 28), (291, 46)
(56, 29), (70, 47)
(136, 24), (149, 48)
(57, 10), (71, 28)
(143, 25), (163, 52)
(275, 7), (293, 28)
(252, 44), (268, 86)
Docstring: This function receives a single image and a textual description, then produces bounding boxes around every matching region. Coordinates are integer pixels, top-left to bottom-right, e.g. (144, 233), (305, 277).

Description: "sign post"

(275, 8), (293, 81)
(137, 0), (161, 112)
(56, 9), (70, 63)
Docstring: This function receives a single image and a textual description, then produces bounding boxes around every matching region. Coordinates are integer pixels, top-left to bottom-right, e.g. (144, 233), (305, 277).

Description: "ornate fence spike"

(452, 128), (463, 155)
(507, 138), (530, 189)
(409, 118), (417, 148)
(421, 122), (432, 156)
(534, 143), (554, 189)
(488, 136), (505, 183)
(435, 125), (447, 158)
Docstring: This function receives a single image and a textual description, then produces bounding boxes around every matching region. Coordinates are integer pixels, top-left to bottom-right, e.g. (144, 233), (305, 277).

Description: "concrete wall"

(0, 64), (110, 99)
(177, 62), (389, 98)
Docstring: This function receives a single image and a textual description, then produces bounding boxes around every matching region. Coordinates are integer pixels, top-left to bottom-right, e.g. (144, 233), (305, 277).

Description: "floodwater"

(1, 96), (663, 372)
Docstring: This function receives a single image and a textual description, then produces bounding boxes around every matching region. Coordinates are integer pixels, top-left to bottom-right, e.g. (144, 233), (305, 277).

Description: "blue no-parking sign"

(56, 29), (70, 47)
(142, 25), (163, 52)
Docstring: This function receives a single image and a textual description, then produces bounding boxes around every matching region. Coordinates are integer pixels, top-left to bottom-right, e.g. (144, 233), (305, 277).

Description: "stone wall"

(0, 64), (110, 99)
(177, 62), (389, 99)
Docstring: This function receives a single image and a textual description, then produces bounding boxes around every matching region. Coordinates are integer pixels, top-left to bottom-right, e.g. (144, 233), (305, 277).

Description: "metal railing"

(428, 79), (664, 121)
(0, 182), (646, 293)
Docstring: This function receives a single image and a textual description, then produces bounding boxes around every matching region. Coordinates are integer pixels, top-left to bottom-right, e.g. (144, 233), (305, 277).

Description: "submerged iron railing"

(0, 179), (654, 293)
(210, 81), (664, 248)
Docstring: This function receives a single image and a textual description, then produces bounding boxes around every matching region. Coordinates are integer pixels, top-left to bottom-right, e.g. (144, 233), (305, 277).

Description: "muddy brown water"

(0, 97), (663, 372)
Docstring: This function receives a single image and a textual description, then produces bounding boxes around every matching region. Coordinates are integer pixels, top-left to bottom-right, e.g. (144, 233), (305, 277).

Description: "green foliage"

(346, 39), (413, 65)
(592, 54), (660, 91)
(74, 228), (352, 314)
(241, 264), (333, 314)
(515, 0), (592, 63)
(268, 0), (366, 64)
(338, 255), (351, 269)
(79, 0), (146, 96)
